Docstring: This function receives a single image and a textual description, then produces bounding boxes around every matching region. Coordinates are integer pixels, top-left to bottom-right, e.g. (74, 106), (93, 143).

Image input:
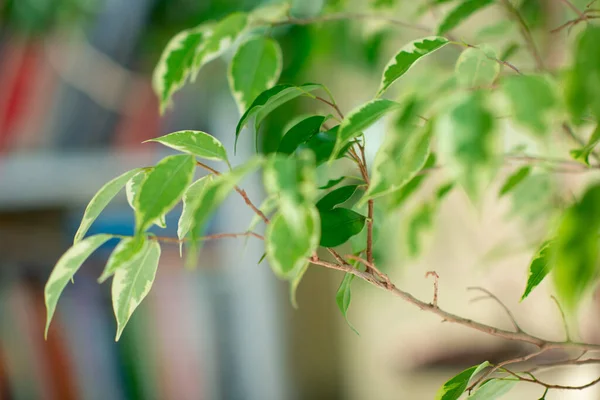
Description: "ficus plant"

(44, 0), (600, 398)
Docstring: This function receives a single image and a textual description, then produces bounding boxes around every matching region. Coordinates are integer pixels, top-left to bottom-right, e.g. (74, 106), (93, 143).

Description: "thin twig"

(345, 254), (393, 288)
(468, 287), (523, 333)
(500, 0), (545, 71)
(561, 122), (600, 164)
(551, 296), (571, 342)
(315, 96), (344, 120)
(425, 271), (439, 308)
(559, 0), (588, 20)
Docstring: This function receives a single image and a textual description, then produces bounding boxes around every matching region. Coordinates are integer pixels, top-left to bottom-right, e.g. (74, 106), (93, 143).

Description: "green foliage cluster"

(44, 0), (600, 397)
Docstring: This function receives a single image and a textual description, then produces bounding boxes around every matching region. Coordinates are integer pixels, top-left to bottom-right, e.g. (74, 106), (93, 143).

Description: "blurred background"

(1, 0), (599, 399)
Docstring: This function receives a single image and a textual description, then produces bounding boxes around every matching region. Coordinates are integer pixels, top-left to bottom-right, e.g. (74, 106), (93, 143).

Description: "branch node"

(425, 271), (439, 308)
(468, 286), (524, 333)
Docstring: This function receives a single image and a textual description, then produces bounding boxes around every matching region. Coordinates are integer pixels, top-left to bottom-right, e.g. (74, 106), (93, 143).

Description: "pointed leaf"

(469, 378), (518, 400)
(99, 236), (149, 283)
(228, 36), (282, 114)
(503, 75), (556, 136)
(389, 153), (436, 209)
(300, 126), (353, 165)
(74, 169), (142, 243)
(336, 272), (359, 334)
(45, 234), (114, 338)
(320, 177), (346, 190)
(437, 0), (494, 35)
(178, 175), (213, 242)
(320, 208), (366, 247)
(435, 361), (490, 400)
(499, 166), (531, 197)
(455, 45), (500, 88)
(317, 185), (359, 211)
(570, 124), (600, 165)
(147, 130), (228, 163)
(135, 155), (195, 233)
(332, 99), (401, 159)
(112, 240), (161, 341)
(377, 36), (449, 97)
(126, 170), (166, 229)
(521, 240), (553, 300)
(278, 115), (328, 154)
(249, 2), (291, 24)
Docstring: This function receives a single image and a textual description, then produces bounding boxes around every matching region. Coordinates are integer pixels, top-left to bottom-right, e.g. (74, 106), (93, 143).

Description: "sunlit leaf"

(435, 361), (490, 400)
(317, 185), (360, 211)
(377, 36), (449, 97)
(146, 130), (229, 163)
(135, 155), (195, 234)
(469, 378), (518, 400)
(45, 234), (114, 338)
(126, 170), (167, 229)
(455, 46), (500, 88)
(499, 166), (531, 197)
(74, 168), (142, 243)
(503, 75), (556, 136)
(553, 184), (600, 310)
(437, 0), (494, 35)
(178, 175), (213, 244)
(521, 240), (553, 301)
(278, 115), (328, 154)
(99, 236), (148, 283)
(388, 153), (436, 209)
(112, 240), (161, 341)
(249, 2), (291, 24)
(320, 208), (366, 247)
(332, 99), (401, 159)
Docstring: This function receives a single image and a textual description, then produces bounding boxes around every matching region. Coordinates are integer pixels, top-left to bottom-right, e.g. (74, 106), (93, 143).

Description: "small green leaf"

(193, 12), (248, 77)
(455, 46), (500, 88)
(228, 36), (282, 114)
(126, 170), (166, 229)
(554, 184), (600, 310)
(499, 166), (531, 197)
(365, 107), (432, 201)
(570, 124), (600, 165)
(336, 272), (359, 334)
(178, 175), (213, 243)
(74, 169), (142, 243)
(289, 263), (309, 309)
(469, 378), (518, 400)
(332, 99), (401, 159)
(300, 126), (353, 165)
(317, 185), (359, 211)
(406, 202), (435, 257)
(249, 2), (291, 24)
(235, 83), (323, 150)
(320, 208), (366, 247)
(152, 27), (207, 113)
(502, 75), (556, 136)
(377, 36), (449, 97)
(264, 153), (317, 205)
(437, 93), (498, 201)
(389, 153), (436, 209)
(435, 361), (490, 400)
(135, 155), (195, 234)
(112, 240), (161, 341)
(437, 0), (494, 35)
(278, 115), (328, 154)
(521, 240), (553, 301)
(146, 130), (229, 163)
(99, 236), (148, 283)
(319, 177), (346, 190)
(45, 234), (114, 338)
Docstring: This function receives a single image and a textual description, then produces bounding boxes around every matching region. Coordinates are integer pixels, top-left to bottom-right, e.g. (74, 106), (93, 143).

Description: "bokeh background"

(1, 0), (600, 399)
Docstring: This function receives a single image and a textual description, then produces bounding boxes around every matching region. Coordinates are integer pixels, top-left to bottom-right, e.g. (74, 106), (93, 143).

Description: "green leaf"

(407, 202), (435, 257)
(553, 184), (600, 310)
(74, 168), (142, 243)
(289, 263), (309, 309)
(178, 175), (213, 243)
(521, 240), (553, 301)
(499, 166), (531, 197)
(300, 126), (353, 165)
(249, 2), (291, 24)
(99, 236), (148, 283)
(126, 170), (166, 229)
(264, 153), (317, 206)
(266, 205), (320, 278)
(435, 361), (490, 400)
(278, 115), (328, 154)
(193, 12), (248, 77)
(135, 155), (195, 234)
(469, 378), (518, 400)
(365, 112), (432, 201)
(319, 177), (346, 190)
(317, 185), (359, 211)
(437, 93), (498, 201)
(45, 234), (114, 338)
(565, 26), (600, 123)
(336, 272), (359, 334)
(455, 46), (500, 88)
(320, 208), (366, 247)
(377, 36), (449, 97)
(112, 240), (161, 341)
(235, 83), (323, 150)
(146, 130), (229, 163)
(332, 99), (401, 159)
(570, 124), (600, 165)
(152, 27), (207, 113)
(389, 153), (436, 209)
(437, 0), (494, 35)
(502, 75), (556, 136)
(228, 36), (282, 114)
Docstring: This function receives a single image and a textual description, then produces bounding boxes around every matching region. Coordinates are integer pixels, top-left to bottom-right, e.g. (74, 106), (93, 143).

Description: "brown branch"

(468, 286), (524, 333)
(500, 0), (546, 71)
(196, 160), (270, 225)
(559, 0), (587, 20)
(315, 96), (344, 120)
(426, 271), (439, 308)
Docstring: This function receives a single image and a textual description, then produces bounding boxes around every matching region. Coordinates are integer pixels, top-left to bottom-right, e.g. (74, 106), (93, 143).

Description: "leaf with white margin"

(377, 36), (449, 97)
(152, 26), (208, 113)
(331, 99), (401, 159)
(178, 175), (213, 244)
(112, 240), (161, 341)
(146, 130), (229, 164)
(126, 170), (166, 229)
(74, 168), (142, 243)
(135, 155), (195, 234)
(98, 236), (149, 283)
(45, 234), (114, 338)
(228, 36), (282, 114)
(193, 12), (248, 77)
